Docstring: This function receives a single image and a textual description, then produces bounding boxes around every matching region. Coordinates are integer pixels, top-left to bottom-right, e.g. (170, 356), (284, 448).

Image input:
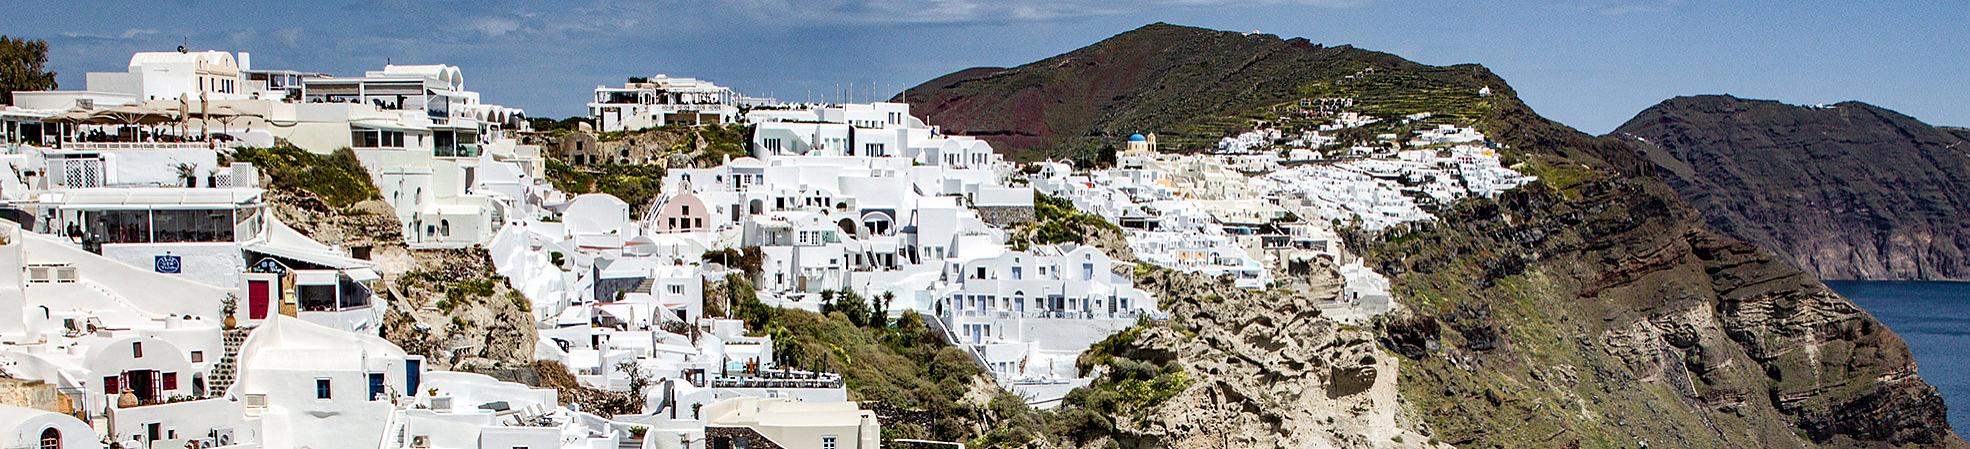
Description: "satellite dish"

(178, 45), (188, 54)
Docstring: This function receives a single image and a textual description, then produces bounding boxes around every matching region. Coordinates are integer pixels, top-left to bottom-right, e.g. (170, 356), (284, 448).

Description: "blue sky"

(6, 0), (1965, 134)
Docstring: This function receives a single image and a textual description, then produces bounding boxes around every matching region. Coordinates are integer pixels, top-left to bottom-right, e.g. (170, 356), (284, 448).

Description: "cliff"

(1612, 95), (1970, 280)
(907, 24), (1964, 447)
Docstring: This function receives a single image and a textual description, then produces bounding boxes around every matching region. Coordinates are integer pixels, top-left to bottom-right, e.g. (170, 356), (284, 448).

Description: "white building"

(0, 406), (99, 449)
(591, 75), (739, 132)
(702, 397), (878, 449)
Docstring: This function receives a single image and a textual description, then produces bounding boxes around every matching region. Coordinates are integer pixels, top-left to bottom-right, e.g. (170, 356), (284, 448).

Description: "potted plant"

(173, 162), (199, 187)
(221, 293), (239, 328)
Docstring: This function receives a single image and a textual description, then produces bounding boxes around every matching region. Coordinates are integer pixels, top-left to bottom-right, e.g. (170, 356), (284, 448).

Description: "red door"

(248, 280), (270, 319)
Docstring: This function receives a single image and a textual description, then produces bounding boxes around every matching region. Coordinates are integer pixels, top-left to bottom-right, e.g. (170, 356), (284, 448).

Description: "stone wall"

(976, 206), (1035, 228)
(707, 426), (787, 449)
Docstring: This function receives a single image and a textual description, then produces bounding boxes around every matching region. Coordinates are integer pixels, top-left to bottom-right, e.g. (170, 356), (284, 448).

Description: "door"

(248, 280), (270, 319)
(405, 359), (421, 394)
(126, 370), (156, 404)
(368, 373), (385, 400)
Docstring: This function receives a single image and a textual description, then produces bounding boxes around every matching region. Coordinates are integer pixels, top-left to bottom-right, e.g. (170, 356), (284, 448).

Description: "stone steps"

(208, 327), (250, 395)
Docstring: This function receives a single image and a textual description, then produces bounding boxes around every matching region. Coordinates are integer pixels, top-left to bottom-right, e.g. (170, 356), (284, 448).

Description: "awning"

(345, 268), (381, 283)
(296, 270), (339, 285)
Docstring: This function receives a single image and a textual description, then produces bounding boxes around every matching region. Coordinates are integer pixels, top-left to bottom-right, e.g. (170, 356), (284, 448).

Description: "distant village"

(0, 48), (1529, 449)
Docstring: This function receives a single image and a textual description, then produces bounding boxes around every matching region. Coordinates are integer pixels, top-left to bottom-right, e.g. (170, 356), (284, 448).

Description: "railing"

(60, 141), (228, 151)
(436, 144), (482, 158)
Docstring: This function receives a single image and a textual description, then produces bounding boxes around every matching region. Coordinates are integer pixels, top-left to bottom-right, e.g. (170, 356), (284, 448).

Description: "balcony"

(436, 144), (481, 158)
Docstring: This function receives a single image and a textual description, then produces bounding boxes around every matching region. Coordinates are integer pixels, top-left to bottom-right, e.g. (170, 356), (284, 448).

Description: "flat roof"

(49, 187), (262, 208)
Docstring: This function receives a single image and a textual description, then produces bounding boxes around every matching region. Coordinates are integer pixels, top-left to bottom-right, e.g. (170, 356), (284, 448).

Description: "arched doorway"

(39, 427), (58, 449)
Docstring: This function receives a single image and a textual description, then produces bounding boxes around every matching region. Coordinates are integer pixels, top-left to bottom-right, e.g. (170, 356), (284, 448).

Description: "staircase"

(208, 327), (250, 394)
(633, 277), (657, 295)
(382, 408), (409, 449)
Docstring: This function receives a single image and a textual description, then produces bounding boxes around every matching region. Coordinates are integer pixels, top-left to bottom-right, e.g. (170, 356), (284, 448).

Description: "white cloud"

(1571, 0), (1680, 16)
(468, 17), (521, 36)
(58, 27), (160, 42)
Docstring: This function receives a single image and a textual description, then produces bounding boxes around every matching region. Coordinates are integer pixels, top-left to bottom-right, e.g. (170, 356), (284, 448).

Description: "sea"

(1826, 281), (1970, 435)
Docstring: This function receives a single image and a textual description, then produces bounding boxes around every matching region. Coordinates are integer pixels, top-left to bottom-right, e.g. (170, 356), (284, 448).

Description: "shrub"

(232, 145), (379, 207)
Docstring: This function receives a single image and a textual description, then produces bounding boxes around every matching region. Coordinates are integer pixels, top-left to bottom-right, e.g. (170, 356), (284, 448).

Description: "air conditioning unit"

(430, 396), (452, 412)
(244, 394), (268, 416)
(412, 435), (431, 448)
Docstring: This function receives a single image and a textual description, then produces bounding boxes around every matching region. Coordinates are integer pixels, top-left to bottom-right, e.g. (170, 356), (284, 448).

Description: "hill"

(899, 23), (1452, 160)
(1612, 95), (1970, 280)
(907, 23), (1964, 448)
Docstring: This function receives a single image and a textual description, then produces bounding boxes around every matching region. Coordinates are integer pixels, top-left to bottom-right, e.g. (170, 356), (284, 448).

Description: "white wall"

(105, 396), (244, 447)
(99, 242), (244, 290)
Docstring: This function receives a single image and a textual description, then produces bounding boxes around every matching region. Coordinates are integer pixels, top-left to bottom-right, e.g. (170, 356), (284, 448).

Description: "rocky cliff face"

(1612, 95), (1970, 280)
(908, 24), (1964, 448)
(264, 182), (538, 372)
(1093, 264), (1435, 448)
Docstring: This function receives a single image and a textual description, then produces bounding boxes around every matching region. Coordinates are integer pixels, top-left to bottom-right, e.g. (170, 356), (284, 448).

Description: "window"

(132, 342), (143, 358)
(1082, 263), (1095, 281)
(822, 436), (837, 449)
(299, 284), (338, 312)
(667, 284), (684, 295)
(190, 351), (203, 363)
(38, 427), (57, 449)
(1012, 266), (1023, 280)
(102, 376), (119, 395)
(151, 209), (237, 243)
(764, 138), (784, 154)
(161, 372), (178, 390)
(83, 210), (153, 244)
(315, 378), (332, 399)
(351, 129), (405, 148)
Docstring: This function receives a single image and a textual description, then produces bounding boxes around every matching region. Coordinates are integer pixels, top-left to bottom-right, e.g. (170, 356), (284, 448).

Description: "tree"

(0, 36), (58, 105)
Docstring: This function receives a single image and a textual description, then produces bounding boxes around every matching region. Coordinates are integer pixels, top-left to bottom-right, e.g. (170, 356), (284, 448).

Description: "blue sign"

(154, 255), (182, 274)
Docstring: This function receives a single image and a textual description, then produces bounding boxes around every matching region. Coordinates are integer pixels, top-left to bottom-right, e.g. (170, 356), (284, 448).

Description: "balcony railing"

(436, 144), (482, 158)
(60, 141), (232, 151)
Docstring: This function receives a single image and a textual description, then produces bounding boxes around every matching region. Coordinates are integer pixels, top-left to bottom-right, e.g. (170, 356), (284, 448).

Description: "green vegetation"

(1517, 157), (1600, 200)
(710, 269), (1193, 447)
(528, 117), (588, 137)
(0, 36), (59, 105)
(1013, 140), (1118, 168)
(710, 277), (984, 439)
(544, 158), (665, 216)
(1298, 67), (1495, 126)
(232, 146), (379, 208)
(1010, 193), (1121, 250)
(972, 321), (1193, 448)
(680, 124), (752, 166)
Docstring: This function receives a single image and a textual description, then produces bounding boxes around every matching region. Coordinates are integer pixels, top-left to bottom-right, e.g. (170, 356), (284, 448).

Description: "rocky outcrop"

(1613, 95), (1970, 280)
(1086, 263), (1437, 449)
(265, 183), (537, 372)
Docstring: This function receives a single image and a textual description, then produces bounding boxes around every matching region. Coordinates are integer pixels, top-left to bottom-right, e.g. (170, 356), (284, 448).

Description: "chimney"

(238, 52), (251, 72)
